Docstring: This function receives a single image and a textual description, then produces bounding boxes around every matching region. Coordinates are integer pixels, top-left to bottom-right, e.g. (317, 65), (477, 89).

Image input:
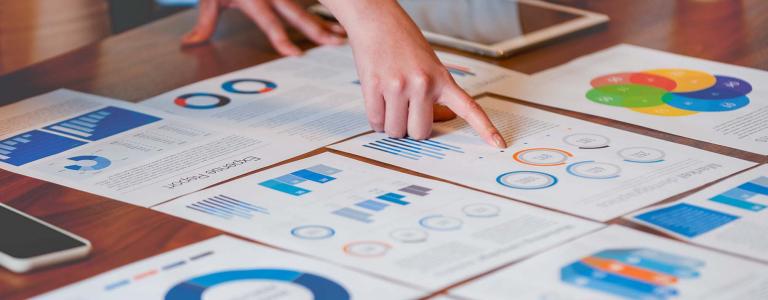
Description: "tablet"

(311, 0), (609, 58)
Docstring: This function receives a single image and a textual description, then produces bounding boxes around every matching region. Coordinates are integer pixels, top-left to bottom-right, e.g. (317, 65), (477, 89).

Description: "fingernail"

(492, 133), (506, 148)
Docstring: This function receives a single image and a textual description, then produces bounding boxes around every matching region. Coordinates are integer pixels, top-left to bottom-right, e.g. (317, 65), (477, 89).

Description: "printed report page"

(154, 152), (602, 290)
(330, 95), (755, 221)
(0, 89), (339, 206)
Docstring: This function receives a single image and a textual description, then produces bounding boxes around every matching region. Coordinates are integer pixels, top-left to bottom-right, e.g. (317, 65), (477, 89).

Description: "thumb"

(182, 0), (221, 46)
(439, 85), (506, 148)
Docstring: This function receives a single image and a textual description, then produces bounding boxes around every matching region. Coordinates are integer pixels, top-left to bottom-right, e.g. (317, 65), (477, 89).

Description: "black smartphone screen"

(0, 205), (86, 259)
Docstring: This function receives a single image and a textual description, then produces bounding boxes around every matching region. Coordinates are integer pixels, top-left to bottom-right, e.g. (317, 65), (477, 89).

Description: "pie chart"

(64, 155), (111, 171)
(165, 269), (350, 300)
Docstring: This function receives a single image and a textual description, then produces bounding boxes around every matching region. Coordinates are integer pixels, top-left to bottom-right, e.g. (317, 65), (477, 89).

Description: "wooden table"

(1, 1), (766, 298)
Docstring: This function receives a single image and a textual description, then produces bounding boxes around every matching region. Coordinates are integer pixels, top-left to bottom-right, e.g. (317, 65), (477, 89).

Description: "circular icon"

(291, 225), (335, 240)
(419, 215), (463, 231)
(513, 148), (572, 166)
(165, 269), (350, 300)
(496, 171), (558, 190)
(462, 203), (501, 218)
(563, 134), (611, 149)
(343, 241), (391, 257)
(587, 69), (751, 116)
(389, 228), (428, 243)
(174, 92), (231, 109)
(566, 161), (621, 179)
(618, 147), (666, 163)
(221, 79), (277, 94)
(64, 155), (111, 171)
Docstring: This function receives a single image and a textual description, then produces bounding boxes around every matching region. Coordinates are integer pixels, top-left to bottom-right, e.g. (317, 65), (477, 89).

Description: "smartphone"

(0, 203), (91, 273)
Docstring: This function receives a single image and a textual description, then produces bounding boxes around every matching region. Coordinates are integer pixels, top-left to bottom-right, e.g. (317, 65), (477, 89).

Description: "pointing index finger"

(439, 85), (507, 148)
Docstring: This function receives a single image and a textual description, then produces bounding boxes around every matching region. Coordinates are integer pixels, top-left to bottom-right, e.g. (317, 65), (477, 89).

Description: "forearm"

(318, 0), (423, 42)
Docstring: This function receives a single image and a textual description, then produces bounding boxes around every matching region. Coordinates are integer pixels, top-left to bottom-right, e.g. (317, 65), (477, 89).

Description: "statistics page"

(154, 152), (601, 290)
(330, 96), (755, 221)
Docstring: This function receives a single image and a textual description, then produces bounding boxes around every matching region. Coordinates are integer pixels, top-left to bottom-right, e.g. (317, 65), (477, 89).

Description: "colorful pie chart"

(222, 79), (277, 94)
(586, 69), (751, 116)
(174, 93), (231, 110)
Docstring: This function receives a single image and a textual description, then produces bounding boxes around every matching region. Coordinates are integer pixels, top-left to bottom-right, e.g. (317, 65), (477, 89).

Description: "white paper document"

(34, 235), (423, 300)
(154, 152), (602, 290)
(0, 90), (324, 206)
(450, 225), (768, 300)
(627, 164), (768, 262)
(140, 46), (524, 135)
(330, 96), (755, 221)
(489, 44), (768, 155)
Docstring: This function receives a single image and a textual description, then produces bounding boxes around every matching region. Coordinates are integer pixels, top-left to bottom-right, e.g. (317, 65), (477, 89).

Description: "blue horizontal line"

(364, 144), (419, 160)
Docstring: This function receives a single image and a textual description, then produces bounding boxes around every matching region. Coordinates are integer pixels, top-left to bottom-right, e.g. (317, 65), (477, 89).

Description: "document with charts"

(140, 45), (524, 141)
(330, 96), (755, 221)
(154, 152), (602, 290)
(627, 164), (768, 262)
(34, 235), (424, 300)
(450, 225), (768, 300)
(488, 44), (768, 155)
(0, 90), (343, 207)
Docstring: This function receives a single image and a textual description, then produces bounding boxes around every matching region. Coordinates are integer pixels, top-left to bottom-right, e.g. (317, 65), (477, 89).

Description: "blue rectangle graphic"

(709, 194), (766, 211)
(44, 106), (161, 141)
(290, 169), (336, 183)
(259, 179), (311, 196)
(634, 203), (739, 238)
(376, 193), (409, 205)
(332, 208), (373, 223)
(0, 130), (86, 166)
(355, 200), (388, 211)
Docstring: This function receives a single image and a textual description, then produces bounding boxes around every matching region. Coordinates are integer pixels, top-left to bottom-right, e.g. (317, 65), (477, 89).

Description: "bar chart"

(332, 185), (432, 223)
(185, 194), (269, 219)
(259, 164), (342, 196)
(708, 176), (768, 212)
(363, 137), (464, 160)
(0, 130), (86, 166)
(45, 106), (161, 141)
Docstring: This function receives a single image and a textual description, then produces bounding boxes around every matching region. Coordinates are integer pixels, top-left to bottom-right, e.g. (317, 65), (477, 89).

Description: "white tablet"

(311, 0), (609, 58)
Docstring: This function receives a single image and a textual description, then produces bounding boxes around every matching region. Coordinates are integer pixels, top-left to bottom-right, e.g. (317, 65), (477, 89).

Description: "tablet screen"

(399, 0), (582, 45)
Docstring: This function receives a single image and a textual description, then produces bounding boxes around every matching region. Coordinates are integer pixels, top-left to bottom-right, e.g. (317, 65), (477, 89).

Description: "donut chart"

(174, 93), (231, 110)
(164, 269), (350, 300)
(64, 155), (112, 171)
(222, 79), (277, 94)
(586, 69), (751, 116)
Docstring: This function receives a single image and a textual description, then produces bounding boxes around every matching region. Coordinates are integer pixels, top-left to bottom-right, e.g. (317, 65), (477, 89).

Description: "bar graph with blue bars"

(334, 184), (431, 223)
(186, 194), (269, 219)
(363, 137), (464, 160)
(562, 248), (704, 300)
(259, 164), (342, 196)
(708, 176), (768, 212)
(0, 130), (86, 166)
(44, 106), (161, 141)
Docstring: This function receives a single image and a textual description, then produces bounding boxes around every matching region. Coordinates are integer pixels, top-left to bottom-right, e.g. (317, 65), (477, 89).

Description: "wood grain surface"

(0, 1), (766, 299)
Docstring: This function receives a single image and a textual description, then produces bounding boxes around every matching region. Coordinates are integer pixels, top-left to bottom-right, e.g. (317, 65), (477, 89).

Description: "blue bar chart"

(0, 130), (86, 166)
(363, 138), (464, 160)
(333, 184), (431, 223)
(259, 164), (342, 196)
(708, 176), (768, 212)
(45, 106), (161, 141)
(186, 194), (269, 219)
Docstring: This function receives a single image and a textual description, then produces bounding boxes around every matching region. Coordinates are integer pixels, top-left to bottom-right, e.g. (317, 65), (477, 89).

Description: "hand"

(320, 0), (506, 148)
(182, 0), (347, 56)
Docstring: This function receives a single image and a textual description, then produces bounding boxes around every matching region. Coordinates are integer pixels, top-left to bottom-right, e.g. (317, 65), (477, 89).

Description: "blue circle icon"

(165, 269), (350, 300)
(496, 171), (558, 190)
(65, 155), (111, 171)
(222, 79), (277, 94)
(291, 225), (335, 240)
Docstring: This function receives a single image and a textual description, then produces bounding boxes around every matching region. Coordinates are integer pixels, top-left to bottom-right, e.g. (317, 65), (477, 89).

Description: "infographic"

(489, 44), (768, 155)
(154, 153), (602, 290)
(450, 226), (768, 300)
(33, 236), (423, 300)
(0, 90), (345, 207)
(330, 96), (755, 221)
(627, 164), (768, 262)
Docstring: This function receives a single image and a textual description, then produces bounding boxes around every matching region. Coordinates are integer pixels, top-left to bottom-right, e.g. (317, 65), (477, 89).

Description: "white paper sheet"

(154, 152), (602, 290)
(489, 44), (768, 155)
(0, 90), (325, 206)
(626, 164), (768, 262)
(33, 235), (424, 300)
(330, 96), (755, 221)
(450, 225), (768, 300)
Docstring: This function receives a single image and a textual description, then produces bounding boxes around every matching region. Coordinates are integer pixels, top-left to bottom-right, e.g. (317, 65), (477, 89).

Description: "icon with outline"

(513, 148), (572, 166)
(389, 228), (428, 243)
(419, 215), (463, 231)
(291, 225), (336, 240)
(462, 203), (501, 218)
(496, 171), (558, 190)
(618, 147), (666, 163)
(587, 69), (751, 116)
(566, 161), (621, 179)
(563, 133), (611, 149)
(221, 78), (277, 94)
(64, 155), (112, 171)
(561, 248), (703, 299)
(174, 93), (231, 110)
(343, 241), (391, 257)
